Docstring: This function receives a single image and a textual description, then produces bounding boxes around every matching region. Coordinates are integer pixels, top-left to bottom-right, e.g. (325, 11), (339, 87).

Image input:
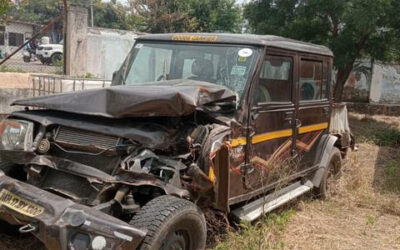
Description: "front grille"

(55, 126), (120, 151)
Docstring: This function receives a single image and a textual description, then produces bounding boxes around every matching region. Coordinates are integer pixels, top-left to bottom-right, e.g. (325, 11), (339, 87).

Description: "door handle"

(251, 112), (259, 121)
(284, 111), (293, 124)
(295, 119), (302, 128)
(323, 107), (329, 115)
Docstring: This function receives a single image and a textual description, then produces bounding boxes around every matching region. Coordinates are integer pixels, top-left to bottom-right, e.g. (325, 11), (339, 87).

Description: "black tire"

(315, 147), (342, 200)
(130, 195), (207, 250)
(23, 56), (31, 63)
(50, 53), (62, 65)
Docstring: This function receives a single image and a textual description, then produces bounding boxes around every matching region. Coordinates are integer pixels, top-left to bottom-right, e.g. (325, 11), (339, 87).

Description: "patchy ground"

(1, 113), (400, 250)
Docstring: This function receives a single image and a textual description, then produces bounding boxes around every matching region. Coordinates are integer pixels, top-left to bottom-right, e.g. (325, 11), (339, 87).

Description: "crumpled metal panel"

(10, 110), (178, 150)
(12, 80), (236, 119)
(0, 172), (146, 250)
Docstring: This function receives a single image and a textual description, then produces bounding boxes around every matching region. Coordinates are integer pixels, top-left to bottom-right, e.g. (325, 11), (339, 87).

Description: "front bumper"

(0, 172), (146, 250)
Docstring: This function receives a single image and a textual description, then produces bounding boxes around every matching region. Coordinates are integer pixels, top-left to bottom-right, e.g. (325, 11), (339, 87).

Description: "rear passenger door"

(295, 56), (331, 170)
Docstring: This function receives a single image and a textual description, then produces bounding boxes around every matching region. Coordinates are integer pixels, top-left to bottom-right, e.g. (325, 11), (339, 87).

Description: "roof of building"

(137, 33), (333, 57)
(4, 20), (42, 27)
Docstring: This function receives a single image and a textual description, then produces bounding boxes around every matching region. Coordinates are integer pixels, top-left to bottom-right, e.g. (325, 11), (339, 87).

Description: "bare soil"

(1, 112), (400, 250)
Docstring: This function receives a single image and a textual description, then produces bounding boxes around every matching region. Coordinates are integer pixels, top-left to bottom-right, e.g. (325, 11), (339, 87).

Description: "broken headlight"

(0, 119), (34, 151)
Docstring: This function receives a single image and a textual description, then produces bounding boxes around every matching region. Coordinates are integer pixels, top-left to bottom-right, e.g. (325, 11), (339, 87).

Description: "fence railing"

(31, 74), (111, 96)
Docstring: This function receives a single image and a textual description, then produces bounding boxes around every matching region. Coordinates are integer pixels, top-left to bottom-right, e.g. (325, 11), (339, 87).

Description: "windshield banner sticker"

(231, 65), (247, 76)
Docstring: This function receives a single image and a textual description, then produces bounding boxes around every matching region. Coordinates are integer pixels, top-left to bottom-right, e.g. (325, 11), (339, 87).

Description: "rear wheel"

(315, 147), (342, 199)
(129, 195), (207, 250)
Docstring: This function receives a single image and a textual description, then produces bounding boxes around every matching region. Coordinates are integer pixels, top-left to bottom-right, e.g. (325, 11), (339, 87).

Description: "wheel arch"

(311, 134), (339, 188)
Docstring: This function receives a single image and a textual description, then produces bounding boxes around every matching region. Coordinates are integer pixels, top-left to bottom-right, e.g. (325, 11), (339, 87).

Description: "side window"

(254, 55), (292, 104)
(300, 59), (324, 101)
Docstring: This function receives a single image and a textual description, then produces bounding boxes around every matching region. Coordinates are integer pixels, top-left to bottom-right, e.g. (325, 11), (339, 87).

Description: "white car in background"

(36, 43), (63, 65)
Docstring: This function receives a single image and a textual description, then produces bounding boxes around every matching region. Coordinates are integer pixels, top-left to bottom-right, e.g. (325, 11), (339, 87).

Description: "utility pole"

(63, 0), (68, 75)
(90, 0), (94, 27)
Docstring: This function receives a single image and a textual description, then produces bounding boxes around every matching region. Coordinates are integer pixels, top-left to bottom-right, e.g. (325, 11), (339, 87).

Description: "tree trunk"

(334, 61), (355, 103)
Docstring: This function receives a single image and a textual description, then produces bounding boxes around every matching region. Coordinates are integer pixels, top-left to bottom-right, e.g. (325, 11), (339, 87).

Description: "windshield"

(123, 42), (259, 95)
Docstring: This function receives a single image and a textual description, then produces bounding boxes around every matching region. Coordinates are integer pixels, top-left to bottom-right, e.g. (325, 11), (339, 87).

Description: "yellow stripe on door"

(229, 122), (329, 147)
(251, 129), (293, 144)
(298, 122), (329, 134)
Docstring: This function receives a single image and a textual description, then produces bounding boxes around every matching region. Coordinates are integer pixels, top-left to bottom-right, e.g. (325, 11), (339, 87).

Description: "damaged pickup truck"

(0, 33), (354, 250)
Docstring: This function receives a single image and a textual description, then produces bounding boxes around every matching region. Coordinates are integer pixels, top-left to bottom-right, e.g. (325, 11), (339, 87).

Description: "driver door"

(244, 52), (297, 193)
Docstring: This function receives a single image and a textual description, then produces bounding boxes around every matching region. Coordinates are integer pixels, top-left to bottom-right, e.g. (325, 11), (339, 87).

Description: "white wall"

(370, 63), (400, 104)
(86, 27), (137, 79)
(0, 22), (34, 57)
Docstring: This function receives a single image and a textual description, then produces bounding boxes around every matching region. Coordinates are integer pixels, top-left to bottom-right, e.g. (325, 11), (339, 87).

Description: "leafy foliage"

(92, 0), (138, 30)
(188, 0), (242, 33)
(244, 0), (400, 101)
(128, 0), (242, 33)
(7, 0), (242, 33)
(0, 0), (10, 17)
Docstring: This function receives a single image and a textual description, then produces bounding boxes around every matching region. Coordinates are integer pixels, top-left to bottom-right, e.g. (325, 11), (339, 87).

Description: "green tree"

(189, 0), (242, 32)
(128, 0), (192, 33)
(0, 0), (10, 17)
(7, 0), (136, 31)
(128, 0), (242, 33)
(244, 0), (400, 101)
(92, 0), (137, 30)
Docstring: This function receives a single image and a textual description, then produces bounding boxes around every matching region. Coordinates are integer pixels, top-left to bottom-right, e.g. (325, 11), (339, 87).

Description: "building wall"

(369, 63), (400, 104)
(66, 7), (138, 80)
(0, 22), (34, 57)
(342, 61), (400, 105)
(86, 27), (137, 79)
(343, 61), (372, 103)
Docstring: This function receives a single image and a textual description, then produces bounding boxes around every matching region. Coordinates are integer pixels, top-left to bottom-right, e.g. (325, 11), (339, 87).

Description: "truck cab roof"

(137, 33), (334, 57)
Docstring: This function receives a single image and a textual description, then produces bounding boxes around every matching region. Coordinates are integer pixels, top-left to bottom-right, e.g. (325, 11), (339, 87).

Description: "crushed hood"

(12, 80), (236, 118)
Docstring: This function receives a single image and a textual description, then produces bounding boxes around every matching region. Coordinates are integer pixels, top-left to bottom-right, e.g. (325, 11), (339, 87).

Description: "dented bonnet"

(12, 80), (237, 119)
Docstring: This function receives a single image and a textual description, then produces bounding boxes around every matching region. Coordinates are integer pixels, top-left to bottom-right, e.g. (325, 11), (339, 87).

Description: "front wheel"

(50, 53), (62, 65)
(130, 195), (207, 250)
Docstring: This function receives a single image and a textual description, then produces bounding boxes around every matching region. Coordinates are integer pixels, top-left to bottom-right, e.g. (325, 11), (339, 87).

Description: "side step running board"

(232, 180), (314, 222)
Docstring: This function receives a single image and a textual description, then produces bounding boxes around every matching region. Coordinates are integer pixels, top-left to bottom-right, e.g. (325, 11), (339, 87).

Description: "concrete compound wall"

(66, 7), (139, 80)
(370, 63), (400, 104)
(343, 61), (372, 103)
(0, 73), (33, 116)
(86, 27), (137, 80)
(343, 61), (400, 104)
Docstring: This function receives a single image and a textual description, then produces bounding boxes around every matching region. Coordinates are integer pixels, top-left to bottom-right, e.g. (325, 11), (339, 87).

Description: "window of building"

(0, 33), (4, 46)
(8, 32), (24, 46)
(300, 60), (324, 101)
(254, 55), (293, 103)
